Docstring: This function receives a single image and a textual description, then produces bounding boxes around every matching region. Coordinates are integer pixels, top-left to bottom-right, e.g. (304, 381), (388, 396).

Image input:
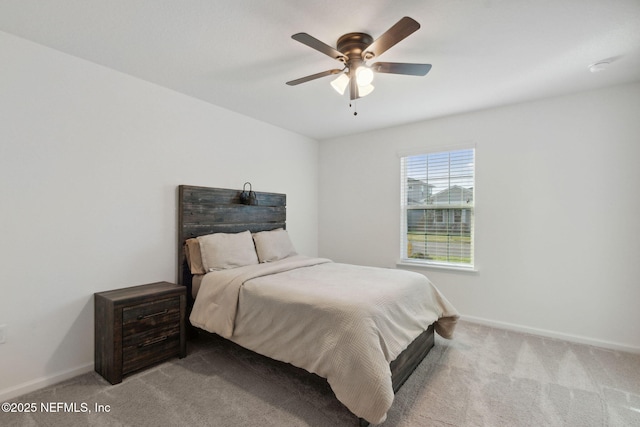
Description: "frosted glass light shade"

(355, 66), (374, 86)
(330, 73), (349, 95)
(358, 84), (375, 97)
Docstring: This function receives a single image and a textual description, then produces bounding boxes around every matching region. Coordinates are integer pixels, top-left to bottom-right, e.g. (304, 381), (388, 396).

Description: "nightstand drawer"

(122, 297), (180, 335)
(122, 324), (181, 374)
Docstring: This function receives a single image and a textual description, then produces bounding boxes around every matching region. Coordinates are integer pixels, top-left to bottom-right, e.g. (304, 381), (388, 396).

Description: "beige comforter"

(190, 255), (458, 424)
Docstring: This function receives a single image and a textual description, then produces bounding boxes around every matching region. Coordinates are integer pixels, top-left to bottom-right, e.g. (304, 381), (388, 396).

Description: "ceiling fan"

(286, 17), (431, 101)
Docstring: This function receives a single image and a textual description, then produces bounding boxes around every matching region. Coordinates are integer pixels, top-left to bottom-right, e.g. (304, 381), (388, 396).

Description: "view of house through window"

(400, 148), (475, 268)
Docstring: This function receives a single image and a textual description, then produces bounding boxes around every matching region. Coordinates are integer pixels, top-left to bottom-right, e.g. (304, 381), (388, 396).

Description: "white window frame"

(399, 146), (475, 271)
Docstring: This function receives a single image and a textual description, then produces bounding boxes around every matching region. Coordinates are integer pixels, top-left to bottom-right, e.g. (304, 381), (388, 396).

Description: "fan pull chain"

(350, 100), (358, 116)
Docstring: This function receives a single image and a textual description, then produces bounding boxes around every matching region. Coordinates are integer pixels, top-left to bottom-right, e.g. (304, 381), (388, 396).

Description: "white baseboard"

(0, 362), (94, 402)
(461, 315), (640, 354)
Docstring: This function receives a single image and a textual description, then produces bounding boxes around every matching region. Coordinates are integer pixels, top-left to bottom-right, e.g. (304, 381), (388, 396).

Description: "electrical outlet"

(0, 324), (6, 344)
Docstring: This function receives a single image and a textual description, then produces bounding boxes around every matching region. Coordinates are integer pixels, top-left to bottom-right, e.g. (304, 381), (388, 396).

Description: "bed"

(177, 185), (458, 425)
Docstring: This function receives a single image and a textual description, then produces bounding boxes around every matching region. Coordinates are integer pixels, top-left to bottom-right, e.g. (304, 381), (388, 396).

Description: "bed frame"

(177, 184), (434, 425)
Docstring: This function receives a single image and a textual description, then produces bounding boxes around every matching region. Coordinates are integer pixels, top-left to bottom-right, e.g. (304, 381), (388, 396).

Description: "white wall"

(319, 82), (640, 352)
(0, 31), (318, 400)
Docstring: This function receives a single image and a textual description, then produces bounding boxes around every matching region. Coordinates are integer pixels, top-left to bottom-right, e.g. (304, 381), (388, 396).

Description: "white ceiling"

(1, 0), (639, 140)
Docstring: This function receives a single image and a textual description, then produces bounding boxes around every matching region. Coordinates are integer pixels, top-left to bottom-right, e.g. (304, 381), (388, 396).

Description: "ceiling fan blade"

(363, 17), (420, 59)
(371, 62), (432, 76)
(292, 33), (347, 61)
(286, 69), (343, 86)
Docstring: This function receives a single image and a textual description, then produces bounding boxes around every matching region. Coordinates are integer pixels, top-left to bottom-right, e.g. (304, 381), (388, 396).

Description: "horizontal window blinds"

(401, 148), (475, 267)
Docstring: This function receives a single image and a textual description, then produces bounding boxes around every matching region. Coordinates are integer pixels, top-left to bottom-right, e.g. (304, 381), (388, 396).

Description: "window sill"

(396, 260), (478, 273)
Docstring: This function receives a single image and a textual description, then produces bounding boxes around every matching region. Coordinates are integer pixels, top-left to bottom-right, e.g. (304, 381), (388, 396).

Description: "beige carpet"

(3, 321), (640, 426)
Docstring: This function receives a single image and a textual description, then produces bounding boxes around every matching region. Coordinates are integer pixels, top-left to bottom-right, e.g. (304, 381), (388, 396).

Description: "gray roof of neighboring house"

(430, 185), (473, 204)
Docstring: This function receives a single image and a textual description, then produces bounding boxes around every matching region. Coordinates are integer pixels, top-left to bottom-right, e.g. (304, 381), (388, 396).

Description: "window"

(400, 148), (475, 269)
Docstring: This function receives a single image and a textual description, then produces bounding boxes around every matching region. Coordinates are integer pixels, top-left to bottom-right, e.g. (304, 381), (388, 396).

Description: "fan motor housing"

(337, 33), (374, 61)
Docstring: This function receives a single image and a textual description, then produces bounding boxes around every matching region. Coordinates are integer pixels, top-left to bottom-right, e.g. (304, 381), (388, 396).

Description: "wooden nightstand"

(94, 281), (186, 384)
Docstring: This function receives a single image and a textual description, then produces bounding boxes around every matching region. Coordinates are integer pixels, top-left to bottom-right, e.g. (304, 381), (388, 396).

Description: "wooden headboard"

(177, 185), (286, 300)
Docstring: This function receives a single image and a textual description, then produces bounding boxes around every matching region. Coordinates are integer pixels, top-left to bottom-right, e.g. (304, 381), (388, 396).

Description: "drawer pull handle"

(138, 336), (168, 348)
(137, 309), (169, 320)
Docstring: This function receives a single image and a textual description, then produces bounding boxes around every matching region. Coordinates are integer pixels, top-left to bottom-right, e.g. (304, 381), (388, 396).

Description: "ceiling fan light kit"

(287, 16), (432, 108)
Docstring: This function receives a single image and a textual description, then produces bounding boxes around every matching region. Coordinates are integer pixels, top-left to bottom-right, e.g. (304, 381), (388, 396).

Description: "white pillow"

(197, 230), (259, 271)
(252, 228), (297, 263)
